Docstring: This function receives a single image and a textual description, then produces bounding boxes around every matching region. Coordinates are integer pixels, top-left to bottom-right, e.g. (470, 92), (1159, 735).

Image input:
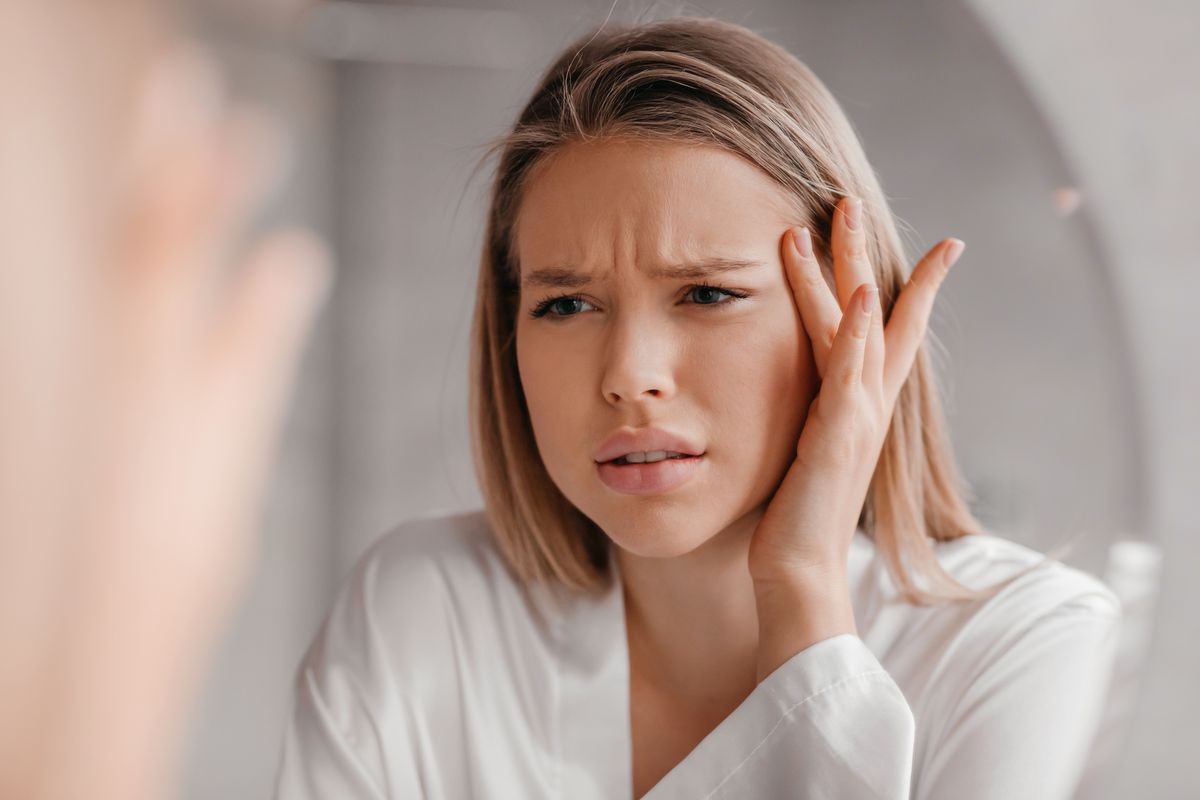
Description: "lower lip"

(596, 455), (705, 496)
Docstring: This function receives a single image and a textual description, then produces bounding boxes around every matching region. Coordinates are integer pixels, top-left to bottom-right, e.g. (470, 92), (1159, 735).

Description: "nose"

(600, 315), (677, 406)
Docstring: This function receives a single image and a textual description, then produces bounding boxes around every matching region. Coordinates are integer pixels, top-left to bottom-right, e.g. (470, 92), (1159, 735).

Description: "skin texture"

(515, 137), (816, 693)
(514, 137), (963, 797)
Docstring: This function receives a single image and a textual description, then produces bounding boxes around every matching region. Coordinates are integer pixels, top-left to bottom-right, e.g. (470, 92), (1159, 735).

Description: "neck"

(614, 504), (765, 702)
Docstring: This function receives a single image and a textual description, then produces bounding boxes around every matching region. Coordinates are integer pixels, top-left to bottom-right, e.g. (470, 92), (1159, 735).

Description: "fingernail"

(794, 227), (813, 258)
(860, 285), (877, 314)
(943, 239), (965, 269)
(844, 197), (862, 231)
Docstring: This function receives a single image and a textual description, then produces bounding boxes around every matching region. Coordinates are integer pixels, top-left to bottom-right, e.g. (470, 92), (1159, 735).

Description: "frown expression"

(514, 138), (818, 557)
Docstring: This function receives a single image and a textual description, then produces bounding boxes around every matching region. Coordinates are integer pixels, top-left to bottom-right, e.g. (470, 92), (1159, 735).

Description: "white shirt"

(272, 508), (1121, 799)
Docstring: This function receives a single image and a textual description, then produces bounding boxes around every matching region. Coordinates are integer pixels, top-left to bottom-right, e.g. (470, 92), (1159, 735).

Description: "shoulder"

(337, 507), (527, 640)
(285, 511), (535, 788)
(931, 532), (1121, 620)
(851, 529), (1123, 669)
(356, 506), (503, 599)
(306, 507), (556, 688)
(852, 531), (1124, 747)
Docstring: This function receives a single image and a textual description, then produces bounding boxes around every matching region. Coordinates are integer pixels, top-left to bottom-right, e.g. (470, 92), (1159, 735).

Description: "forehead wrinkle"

(519, 257), (769, 290)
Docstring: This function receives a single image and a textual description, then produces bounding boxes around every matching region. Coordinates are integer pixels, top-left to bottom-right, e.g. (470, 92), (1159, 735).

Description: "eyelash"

(528, 282), (750, 320)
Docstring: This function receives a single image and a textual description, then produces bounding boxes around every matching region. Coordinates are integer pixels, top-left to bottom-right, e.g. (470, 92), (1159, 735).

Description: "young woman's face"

(514, 139), (818, 557)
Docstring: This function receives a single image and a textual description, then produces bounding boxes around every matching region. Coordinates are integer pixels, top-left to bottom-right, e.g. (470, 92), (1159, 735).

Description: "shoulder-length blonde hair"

(469, 16), (1030, 605)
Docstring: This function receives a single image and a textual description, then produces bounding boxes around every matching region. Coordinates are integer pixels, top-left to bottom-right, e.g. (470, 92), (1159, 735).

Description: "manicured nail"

(860, 285), (877, 314)
(794, 227), (813, 258)
(844, 197), (862, 231)
(943, 239), (965, 269)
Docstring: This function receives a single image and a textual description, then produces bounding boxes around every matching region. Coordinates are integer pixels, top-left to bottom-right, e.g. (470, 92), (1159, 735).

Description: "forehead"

(513, 139), (797, 277)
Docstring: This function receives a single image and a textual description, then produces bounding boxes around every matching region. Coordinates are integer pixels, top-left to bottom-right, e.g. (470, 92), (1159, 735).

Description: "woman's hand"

(747, 196), (964, 681)
(0, 8), (332, 797)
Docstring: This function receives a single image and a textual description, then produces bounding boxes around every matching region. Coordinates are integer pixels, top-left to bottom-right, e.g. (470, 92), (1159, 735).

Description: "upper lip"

(593, 427), (705, 463)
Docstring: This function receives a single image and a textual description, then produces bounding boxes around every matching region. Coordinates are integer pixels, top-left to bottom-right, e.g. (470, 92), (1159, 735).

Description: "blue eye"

(687, 284), (739, 306)
(528, 282), (749, 320)
(529, 296), (597, 319)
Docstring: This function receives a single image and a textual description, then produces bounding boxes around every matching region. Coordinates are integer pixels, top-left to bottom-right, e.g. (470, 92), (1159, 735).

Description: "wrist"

(753, 570), (857, 682)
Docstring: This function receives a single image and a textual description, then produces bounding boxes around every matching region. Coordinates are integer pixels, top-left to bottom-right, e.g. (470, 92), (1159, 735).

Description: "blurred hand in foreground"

(0, 4), (332, 799)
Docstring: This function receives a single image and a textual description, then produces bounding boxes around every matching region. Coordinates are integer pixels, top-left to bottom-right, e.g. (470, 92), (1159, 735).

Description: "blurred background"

(172, 0), (1196, 796)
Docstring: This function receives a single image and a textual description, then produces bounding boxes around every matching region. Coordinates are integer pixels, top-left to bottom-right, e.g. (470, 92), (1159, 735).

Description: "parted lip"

(593, 427), (705, 464)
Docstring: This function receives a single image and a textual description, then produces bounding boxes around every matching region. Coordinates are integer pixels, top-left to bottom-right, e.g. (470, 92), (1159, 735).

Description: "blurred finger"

(121, 76), (291, 343)
(116, 45), (227, 324)
(207, 228), (332, 406)
(185, 108), (292, 324)
(126, 44), (224, 182)
(198, 229), (331, 542)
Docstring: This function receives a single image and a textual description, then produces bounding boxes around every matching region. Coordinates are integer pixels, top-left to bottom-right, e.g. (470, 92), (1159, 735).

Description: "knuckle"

(822, 435), (855, 466)
(869, 392), (887, 419)
(845, 241), (870, 264)
(802, 270), (826, 291)
(838, 364), (860, 388)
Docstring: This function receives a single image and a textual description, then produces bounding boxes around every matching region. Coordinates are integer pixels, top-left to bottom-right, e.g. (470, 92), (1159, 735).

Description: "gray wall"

(178, 1), (1197, 796)
(963, 1), (1200, 795)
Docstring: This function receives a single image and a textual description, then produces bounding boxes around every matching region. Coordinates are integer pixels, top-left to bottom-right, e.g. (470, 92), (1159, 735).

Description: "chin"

(590, 503), (724, 558)
(609, 533), (711, 560)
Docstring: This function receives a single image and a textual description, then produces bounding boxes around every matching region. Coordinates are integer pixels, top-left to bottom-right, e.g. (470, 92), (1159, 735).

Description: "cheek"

(515, 328), (591, 467)
(699, 309), (815, 463)
(515, 305), (816, 499)
(707, 309), (812, 406)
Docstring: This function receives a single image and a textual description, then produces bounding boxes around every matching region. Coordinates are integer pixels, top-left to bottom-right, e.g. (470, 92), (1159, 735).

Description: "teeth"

(615, 450), (687, 465)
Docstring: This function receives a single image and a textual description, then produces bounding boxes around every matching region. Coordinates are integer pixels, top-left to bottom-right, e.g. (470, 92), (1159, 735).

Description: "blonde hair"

(469, 16), (1039, 605)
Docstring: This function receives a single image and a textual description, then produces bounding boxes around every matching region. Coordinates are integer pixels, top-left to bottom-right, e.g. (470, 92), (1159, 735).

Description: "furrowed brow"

(520, 257), (767, 289)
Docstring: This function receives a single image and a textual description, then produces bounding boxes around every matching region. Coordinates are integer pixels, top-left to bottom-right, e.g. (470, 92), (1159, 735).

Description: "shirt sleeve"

(913, 593), (1122, 799)
(643, 587), (1121, 800)
(644, 633), (916, 799)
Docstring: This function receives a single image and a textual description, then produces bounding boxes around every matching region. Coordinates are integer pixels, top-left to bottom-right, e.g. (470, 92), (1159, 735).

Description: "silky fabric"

(272, 509), (1120, 799)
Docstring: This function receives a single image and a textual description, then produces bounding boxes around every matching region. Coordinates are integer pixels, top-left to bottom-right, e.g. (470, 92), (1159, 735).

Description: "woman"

(275, 17), (1119, 799)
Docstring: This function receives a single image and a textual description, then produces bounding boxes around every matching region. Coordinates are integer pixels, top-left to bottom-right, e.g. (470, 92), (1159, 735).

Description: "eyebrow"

(520, 257), (769, 289)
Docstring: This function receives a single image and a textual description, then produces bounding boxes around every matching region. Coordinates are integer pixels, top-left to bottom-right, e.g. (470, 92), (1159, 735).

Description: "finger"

(862, 270), (885, 398)
(882, 238), (964, 400)
(125, 43), (224, 187)
(207, 229), (332, 384)
(829, 196), (878, 313)
(815, 282), (875, 432)
(783, 225), (841, 378)
(116, 45), (228, 324)
(199, 229), (331, 533)
(186, 108), (293, 321)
